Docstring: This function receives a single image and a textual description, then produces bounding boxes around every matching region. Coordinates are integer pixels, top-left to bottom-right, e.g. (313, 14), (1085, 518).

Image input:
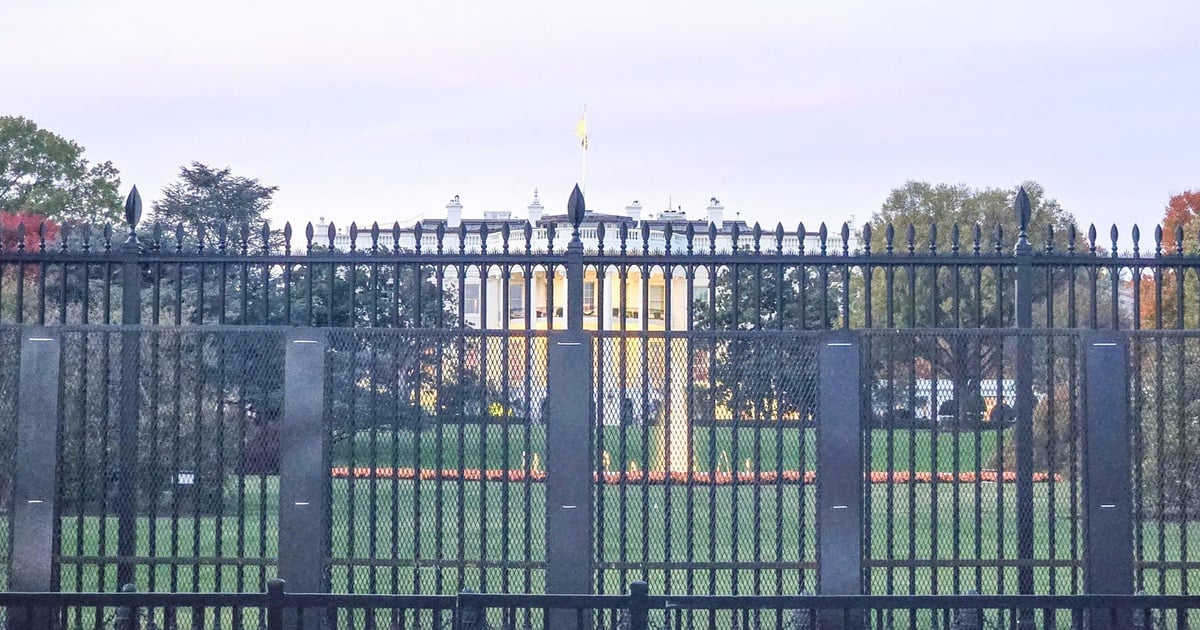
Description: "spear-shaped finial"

(1014, 186), (1032, 254)
(568, 184), (586, 241)
(123, 186), (143, 248)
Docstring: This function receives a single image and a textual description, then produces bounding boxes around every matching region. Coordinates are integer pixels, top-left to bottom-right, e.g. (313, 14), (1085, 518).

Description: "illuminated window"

(463, 284), (480, 317)
(508, 281), (525, 318)
(583, 280), (597, 315)
(649, 285), (665, 320)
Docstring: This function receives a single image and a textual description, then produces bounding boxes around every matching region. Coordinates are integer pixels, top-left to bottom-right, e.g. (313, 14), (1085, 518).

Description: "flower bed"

(330, 467), (1063, 484)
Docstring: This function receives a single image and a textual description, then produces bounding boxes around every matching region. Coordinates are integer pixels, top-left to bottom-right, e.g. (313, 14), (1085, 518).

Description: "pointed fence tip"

(124, 186), (143, 229)
(568, 184), (586, 230)
(1015, 186), (1031, 233)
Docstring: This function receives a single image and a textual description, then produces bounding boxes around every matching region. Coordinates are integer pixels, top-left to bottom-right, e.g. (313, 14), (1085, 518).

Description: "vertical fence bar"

(545, 330), (593, 630)
(278, 330), (330, 594)
(11, 330), (60, 630)
(1013, 191), (1035, 619)
(628, 581), (649, 630)
(1083, 331), (1133, 629)
(266, 579), (286, 630)
(817, 330), (862, 630)
(117, 195), (143, 588)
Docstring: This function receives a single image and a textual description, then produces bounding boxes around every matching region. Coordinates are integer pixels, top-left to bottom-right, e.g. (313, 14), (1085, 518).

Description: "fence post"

(543, 184), (593, 629)
(9, 329), (60, 630)
(546, 328), (594, 629)
(114, 583), (137, 630)
(266, 579), (286, 630)
(817, 330), (863, 630)
(628, 581), (649, 630)
(1012, 189), (1036, 626)
(278, 330), (330, 595)
(1083, 331), (1133, 629)
(456, 588), (484, 630)
(117, 187), (143, 587)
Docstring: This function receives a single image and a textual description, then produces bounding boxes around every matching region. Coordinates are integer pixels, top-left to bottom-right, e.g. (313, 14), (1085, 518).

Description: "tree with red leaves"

(0, 211), (60, 251)
(1139, 191), (1200, 328)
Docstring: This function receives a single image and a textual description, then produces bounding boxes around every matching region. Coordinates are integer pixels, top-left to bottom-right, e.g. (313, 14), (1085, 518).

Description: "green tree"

(0, 116), (121, 223)
(1136, 339), (1200, 520)
(693, 264), (839, 422)
(150, 162), (278, 233)
(862, 181), (1088, 426)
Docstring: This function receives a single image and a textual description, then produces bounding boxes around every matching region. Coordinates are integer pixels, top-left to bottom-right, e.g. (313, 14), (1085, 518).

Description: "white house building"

(314, 191), (855, 332)
(311, 193), (854, 470)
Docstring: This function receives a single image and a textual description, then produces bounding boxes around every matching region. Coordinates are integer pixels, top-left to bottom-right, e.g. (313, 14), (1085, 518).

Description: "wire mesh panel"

(54, 327), (284, 593)
(593, 331), (820, 602)
(326, 329), (549, 595)
(0, 328), (18, 591)
(1130, 331), (1200, 596)
(862, 329), (1083, 600)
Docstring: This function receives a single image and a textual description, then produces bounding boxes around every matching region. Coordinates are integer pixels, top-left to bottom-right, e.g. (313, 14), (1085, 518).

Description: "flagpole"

(575, 105), (588, 195)
(581, 105), (587, 195)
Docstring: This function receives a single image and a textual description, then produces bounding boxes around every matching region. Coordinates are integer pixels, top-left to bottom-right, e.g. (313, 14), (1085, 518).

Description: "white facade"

(312, 194), (857, 331)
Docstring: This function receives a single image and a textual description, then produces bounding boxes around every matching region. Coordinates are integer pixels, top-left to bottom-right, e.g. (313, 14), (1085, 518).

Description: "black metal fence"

(1, 583), (1199, 630)
(1, 188), (1199, 612)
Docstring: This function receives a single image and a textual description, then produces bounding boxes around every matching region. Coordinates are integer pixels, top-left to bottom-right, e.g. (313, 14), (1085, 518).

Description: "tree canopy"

(0, 116), (122, 223)
(150, 162), (278, 232)
(871, 180), (1082, 259)
(692, 265), (839, 422)
(1138, 190), (1200, 328)
(862, 181), (1085, 425)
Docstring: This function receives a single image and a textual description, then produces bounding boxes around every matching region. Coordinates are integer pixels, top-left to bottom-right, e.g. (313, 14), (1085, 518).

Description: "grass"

(331, 425), (1002, 474)
(5, 426), (1195, 607)
(32, 479), (1200, 597)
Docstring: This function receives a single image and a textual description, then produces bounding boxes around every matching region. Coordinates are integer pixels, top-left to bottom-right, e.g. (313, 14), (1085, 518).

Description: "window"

(508, 281), (525, 318)
(649, 285), (665, 320)
(583, 280), (597, 316)
(463, 284), (480, 318)
(694, 286), (710, 306)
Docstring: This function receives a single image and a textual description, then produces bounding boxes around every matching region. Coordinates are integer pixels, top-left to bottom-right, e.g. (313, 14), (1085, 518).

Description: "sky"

(4, 1), (1198, 232)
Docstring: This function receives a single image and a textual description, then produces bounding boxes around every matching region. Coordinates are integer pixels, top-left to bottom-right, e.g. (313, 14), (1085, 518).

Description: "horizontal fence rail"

(1, 583), (1199, 630)
(2, 213), (1199, 332)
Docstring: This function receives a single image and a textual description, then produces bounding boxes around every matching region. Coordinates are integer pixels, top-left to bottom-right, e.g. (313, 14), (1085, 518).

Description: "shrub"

(991, 383), (1076, 476)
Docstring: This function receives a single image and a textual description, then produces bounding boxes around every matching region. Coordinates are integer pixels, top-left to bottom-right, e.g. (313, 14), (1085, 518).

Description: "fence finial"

(123, 186), (142, 247)
(568, 184), (586, 240)
(1014, 186), (1032, 254)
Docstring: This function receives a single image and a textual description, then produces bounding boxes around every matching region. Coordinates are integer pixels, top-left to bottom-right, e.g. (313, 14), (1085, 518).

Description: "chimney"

(446, 195), (462, 228)
(707, 197), (724, 229)
(625, 200), (642, 222)
(527, 188), (543, 224)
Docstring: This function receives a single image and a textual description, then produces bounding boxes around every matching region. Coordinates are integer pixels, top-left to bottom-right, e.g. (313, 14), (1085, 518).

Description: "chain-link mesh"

(0, 328), (19, 592)
(54, 327), (284, 593)
(1130, 331), (1200, 596)
(326, 329), (549, 596)
(594, 331), (820, 611)
(862, 329), (1084, 605)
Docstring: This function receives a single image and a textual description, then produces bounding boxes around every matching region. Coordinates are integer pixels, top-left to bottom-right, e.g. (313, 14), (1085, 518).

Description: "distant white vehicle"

(873, 378), (1019, 426)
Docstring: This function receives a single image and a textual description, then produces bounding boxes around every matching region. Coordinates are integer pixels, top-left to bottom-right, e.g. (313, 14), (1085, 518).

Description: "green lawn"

(331, 425), (1002, 474)
(28, 477), (1200, 599)
(1, 425), (1192, 621)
